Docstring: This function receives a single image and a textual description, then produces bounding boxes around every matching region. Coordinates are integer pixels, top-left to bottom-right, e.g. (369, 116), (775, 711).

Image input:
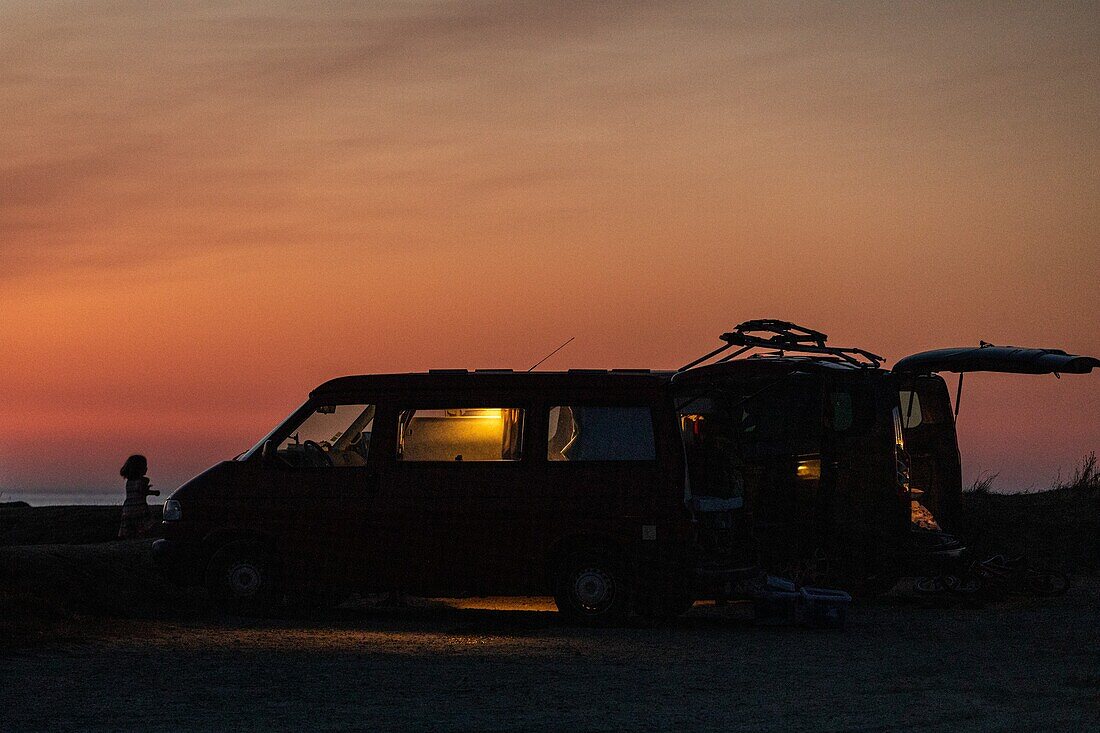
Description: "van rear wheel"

(206, 543), (278, 616)
(553, 552), (630, 626)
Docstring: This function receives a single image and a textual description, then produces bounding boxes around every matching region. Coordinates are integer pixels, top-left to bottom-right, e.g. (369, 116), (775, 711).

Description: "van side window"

(826, 384), (874, 436)
(279, 403), (375, 467)
(831, 392), (855, 431)
(547, 406), (656, 461)
(902, 382), (953, 426)
(397, 408), (525, 461)
(898, 391), (922, 428)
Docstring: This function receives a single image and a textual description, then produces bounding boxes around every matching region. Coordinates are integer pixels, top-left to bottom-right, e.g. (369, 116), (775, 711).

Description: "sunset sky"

(2, 1), (1097, 498)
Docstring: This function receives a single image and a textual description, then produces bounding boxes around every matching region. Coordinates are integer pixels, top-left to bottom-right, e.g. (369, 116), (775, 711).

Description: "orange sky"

(1, 2), (1097, 497)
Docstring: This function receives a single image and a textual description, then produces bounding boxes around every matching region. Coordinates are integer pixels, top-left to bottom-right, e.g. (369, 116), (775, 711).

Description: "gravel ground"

(3, 584), (1099, 733)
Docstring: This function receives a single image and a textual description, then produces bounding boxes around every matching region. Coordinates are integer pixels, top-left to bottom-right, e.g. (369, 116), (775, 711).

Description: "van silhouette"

(154, 320), (1097, 623)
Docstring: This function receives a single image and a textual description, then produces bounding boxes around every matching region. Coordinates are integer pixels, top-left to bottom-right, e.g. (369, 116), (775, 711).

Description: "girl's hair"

(120, 454), (148, 480)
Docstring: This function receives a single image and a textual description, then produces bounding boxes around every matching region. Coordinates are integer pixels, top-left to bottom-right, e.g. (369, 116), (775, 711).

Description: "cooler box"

(752, 590), (800, 625)
(797, 586), (851, 629)
(752, 575), (800, 626)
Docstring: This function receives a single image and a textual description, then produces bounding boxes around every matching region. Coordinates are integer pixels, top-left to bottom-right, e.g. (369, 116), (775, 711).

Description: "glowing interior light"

(796, 458), (821, 480)
(456, 408), (503, 419)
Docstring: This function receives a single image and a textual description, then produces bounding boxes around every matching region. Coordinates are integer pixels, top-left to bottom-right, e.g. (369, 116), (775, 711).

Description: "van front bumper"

(151, 537), (202, 586)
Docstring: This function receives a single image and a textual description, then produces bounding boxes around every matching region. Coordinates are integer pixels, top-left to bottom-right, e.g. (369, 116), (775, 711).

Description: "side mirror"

(261, 439), (277, 465)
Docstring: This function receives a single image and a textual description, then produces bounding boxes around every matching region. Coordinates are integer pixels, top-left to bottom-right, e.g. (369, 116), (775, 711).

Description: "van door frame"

(896, 373), (963, 530)
(529, 391), (672, 594)
(248, 395), (387, 595)
(375, 394), (534, 596)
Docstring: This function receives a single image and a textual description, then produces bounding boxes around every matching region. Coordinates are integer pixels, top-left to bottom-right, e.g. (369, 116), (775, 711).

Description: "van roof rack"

(678, 319), (885, 371)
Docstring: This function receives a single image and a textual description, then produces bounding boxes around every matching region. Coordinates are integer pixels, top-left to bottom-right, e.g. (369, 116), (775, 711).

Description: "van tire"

(205, 542), (279, 616)
(553, 551), (630, 626)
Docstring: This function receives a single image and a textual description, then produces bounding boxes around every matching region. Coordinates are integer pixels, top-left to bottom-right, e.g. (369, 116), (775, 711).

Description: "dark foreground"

(2, 483), (1099, 732)
(2, 561), (1099, 732)
(1, 588), (1098, 732)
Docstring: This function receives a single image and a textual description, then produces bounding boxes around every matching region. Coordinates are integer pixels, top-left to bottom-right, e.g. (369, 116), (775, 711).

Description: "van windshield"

(240, 402), (375, 467)
(279, 403), (375, 467)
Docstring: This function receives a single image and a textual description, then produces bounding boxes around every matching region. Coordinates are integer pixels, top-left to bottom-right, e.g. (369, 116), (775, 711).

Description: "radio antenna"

(527, 336), (575, 372)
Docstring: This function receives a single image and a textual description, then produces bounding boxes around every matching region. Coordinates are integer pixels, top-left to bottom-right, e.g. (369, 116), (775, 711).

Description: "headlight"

(163, 499), (182, 521)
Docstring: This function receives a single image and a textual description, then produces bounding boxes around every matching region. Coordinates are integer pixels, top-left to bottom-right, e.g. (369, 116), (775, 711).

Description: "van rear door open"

(893, 346), (1099, 376)
(893, 344), (1098, 530)
(895, 375), (961, 529)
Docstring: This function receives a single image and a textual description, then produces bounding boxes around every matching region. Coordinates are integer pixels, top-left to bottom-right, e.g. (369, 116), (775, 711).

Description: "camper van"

(157, 369), (720, 623)
(154, 320), (1096, 622)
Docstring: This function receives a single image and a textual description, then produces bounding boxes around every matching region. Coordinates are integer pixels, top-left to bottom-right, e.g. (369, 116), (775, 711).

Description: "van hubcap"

(574, 568), (613, 612)
(227, 561), (262, 597)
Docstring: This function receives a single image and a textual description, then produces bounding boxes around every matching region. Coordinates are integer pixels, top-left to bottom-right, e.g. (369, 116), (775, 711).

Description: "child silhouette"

(118, 454), (160, 539)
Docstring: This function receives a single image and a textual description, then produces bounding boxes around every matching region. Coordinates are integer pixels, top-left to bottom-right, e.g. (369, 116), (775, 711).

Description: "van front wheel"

(553, 552), (630, 626)
(206, 543), (278, 616)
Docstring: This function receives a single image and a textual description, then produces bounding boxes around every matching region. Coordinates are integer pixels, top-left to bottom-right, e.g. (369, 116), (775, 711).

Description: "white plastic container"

(797, 586), (851, 629)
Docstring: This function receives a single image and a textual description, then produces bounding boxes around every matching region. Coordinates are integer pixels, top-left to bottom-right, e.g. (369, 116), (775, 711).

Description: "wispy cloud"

(5, 1), (1097, 278)
(1, 1), (683, 279)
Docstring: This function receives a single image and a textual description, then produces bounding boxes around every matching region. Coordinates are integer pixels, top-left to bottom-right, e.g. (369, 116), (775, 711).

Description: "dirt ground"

(3, 585), (1099, 733)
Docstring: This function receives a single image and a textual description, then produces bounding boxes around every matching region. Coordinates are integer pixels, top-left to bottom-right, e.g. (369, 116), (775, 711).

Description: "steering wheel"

(302, 440), (333, 467)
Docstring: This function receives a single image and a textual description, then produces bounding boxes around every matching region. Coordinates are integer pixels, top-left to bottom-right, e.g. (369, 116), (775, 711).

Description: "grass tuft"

(960, 452), (1100, 572)
(965, 471), (998, 495)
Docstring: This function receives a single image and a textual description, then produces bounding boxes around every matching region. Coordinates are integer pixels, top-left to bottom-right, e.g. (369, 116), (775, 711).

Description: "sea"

(2, 491), (123, 506)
